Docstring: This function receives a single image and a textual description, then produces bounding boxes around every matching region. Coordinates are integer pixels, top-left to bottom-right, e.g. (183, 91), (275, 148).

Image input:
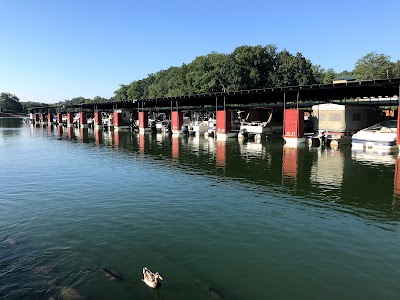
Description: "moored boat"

(351, 120), (398, 151)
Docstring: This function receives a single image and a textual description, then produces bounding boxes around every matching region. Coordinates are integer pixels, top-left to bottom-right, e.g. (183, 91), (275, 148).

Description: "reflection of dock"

(238, 140), (268, 161)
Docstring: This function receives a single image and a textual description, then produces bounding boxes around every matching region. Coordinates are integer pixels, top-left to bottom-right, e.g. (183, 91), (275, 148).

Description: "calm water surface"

(1, 118), (400, 300)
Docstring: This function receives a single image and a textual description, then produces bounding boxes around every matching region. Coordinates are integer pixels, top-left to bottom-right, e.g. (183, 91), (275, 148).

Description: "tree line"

(1, 46), (400, 113)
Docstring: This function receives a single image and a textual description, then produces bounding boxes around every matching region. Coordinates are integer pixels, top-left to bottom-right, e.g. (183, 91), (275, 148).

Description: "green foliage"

(393, 60), (400, 78)
(353, 52), (393, 80)
(323, 68), (337, 84)
(116, 45), (321, 100)
(0, 92), (23, 113)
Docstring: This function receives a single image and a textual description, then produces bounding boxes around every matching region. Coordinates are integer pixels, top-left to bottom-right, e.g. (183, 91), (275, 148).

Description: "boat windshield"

(366, 120), (397, 131)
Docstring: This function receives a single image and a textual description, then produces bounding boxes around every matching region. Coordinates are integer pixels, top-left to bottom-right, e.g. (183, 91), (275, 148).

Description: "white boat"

(155, 120), (171, 132)
(351, 120), (398, 151)
(189, 119), (209, 136)
(238, 108), (275, 140)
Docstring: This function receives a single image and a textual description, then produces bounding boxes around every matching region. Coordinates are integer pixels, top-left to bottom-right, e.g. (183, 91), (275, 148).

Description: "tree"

(353, 52), (392, 80)
(0, 92), (22, 113)
(393, 60), (400, 78)
(323, 68), (337, 84)
(113, 84), (129, 101)
(311, 64), (326, 84)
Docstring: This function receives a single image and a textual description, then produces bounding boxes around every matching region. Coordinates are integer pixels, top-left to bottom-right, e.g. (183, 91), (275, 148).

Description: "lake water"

(1, 118), (400, 300)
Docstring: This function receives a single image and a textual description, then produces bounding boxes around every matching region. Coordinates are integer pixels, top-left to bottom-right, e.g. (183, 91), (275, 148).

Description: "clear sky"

(0, 0), (399, 103)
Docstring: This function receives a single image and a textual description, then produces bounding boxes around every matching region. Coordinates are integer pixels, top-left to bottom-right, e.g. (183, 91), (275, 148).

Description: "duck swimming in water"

(142, 267), (163, 288)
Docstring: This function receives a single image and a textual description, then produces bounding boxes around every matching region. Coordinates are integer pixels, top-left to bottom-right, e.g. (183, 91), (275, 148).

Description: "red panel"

(56, 113), (63, 123)
(67, 113), (74, 124)
(94, 111), (101, 126)
(284, 109), (304, 137)
(216, 110), (232, 134)
(171, 111), (184, 131)
(113, 112), (122, 126)
(48, 113), (53, 122)
(138, 111), (148, 128)
(80, 112), (87, 124)
(397, 106), (400, 145)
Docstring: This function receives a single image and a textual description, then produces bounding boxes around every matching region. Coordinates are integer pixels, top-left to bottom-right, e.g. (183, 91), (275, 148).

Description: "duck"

(141, 267), (163, 288)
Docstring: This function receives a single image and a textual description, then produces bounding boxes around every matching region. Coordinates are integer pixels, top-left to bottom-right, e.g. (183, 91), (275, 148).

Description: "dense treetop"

(1, 45), (400, 112)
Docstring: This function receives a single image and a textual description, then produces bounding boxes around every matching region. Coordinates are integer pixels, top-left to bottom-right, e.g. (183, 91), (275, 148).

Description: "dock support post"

(138, 111), (149, 133)
(47, 113), (54, 125)
(56, 113), (63, 126)
(94, 111), (103, 129)
(172, 111), (184, 135)
(283, 109), (306, 145)
(216, 110), (234, 140)
(80, 112), (88, 128)
(113, 111), (122, 130)
(397, 104), (400, 146)
(67, 112), (74, 127)
(40, 113), (46, 125)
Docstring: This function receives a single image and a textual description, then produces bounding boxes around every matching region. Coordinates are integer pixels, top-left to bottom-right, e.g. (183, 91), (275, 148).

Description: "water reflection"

(352, 149), (397, 166)
(24, 126), (400, 220)
(310, 148), (344, 191)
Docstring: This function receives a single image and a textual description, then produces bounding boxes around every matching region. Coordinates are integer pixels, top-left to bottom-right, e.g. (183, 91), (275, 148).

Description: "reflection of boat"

(310, 103), (381, 147)
(351, 149), (397, 166)
(351, 120), (398, 151)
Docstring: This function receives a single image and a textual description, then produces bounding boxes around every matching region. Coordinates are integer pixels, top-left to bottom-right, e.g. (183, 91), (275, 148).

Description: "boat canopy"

(312, 103), (381, 132)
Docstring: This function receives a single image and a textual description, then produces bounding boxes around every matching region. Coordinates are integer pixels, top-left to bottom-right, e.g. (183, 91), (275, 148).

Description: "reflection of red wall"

(139, 134), (145, 153)
(95, 130), (102, 145)
(282, 147), (298, 178)
(394, 158), (400, 197)
(172, 136), (179, 159)
(172, 111), (183, 131)
(216, 141), (226, 168)
(57, 126), (63, 137)
(284, 109), (304, 137)
(216, 110), (232, 134)
(114, 131), (119, 149)
(80, 128), (88, 142)
(67, 127), (74, 139)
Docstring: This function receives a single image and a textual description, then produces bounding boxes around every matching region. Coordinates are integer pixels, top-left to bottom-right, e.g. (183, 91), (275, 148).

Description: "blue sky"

(0, 0), (399, 103)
